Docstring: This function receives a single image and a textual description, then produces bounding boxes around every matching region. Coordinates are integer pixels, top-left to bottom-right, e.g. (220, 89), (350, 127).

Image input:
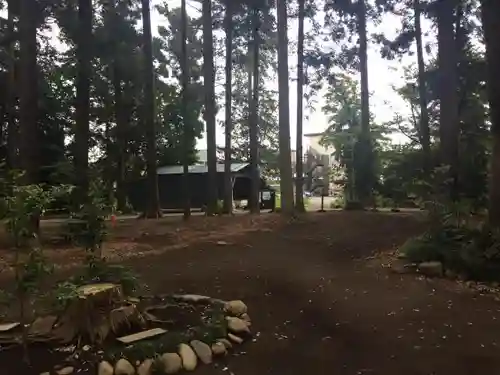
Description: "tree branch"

(397, 122), (421, 144)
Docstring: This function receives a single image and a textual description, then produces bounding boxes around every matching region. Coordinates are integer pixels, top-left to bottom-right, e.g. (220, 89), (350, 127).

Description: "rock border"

(93, 296), (251, 375)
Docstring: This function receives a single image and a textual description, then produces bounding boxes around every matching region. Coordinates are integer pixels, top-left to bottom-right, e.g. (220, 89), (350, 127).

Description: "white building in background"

(196, 149), (208, 164)
(303, 132), (335, 168)
(196, 134), (335, 174)
(302, 132), (338, 195)
(195, 149), (224, 165)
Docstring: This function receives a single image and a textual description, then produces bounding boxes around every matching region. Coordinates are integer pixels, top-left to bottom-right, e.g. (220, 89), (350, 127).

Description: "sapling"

(69, 181), (139, 294)
(71, 181), (109, 264)
(1, 183), (67, 363)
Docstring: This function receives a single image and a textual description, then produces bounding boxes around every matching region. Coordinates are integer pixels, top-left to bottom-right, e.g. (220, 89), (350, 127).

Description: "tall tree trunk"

(358, 0), (369, 136)
(295, 0), (305, 212)
(75, 0), (92, 204)
(6, 0), (17, 169)
(481, 0), (500, 226)
(106, 0), (127, 213)
(104, 120), (114, 204)
(357, 0), (372, 206)
(437, 0), (459, 201)
(141, 0), (161, 218)
(414, 0), (431, 172)
(247, 56), (252, 154)
(202, 0), (218, 215)
(223, 2), (233, 214)
(0, 105), (3, 152)
(113, 64), (127, 213)
(277, 0), (294, 214)
(249, 7), (260, 214)
(181, 0), (191, 219)
(19, 0), (39, 184)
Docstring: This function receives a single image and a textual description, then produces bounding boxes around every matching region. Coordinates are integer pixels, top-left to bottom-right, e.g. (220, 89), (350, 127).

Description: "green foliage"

(329, 196), (344, 209)
(64, 180), (140, 295)
(2, 184), (52, 241)
(401, 201), (500, 281)
(68, 181), (109, 253)
(0, 175), (69, 361)
(1, 182), (67, 289)
(320, 73), (385, 206)
(104, 302), (227, 364)
(73, 262), (140, 296)
(1, 0), (205, 198)
(52, 281), (79, 311)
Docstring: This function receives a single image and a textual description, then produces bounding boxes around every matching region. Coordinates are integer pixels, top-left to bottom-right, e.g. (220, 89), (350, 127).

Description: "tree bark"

(19, 0), (39, 184)
(181, 0), (191, 219)
(358, 0), (369, 136)
(104, 119), (114, 204)
(437, 0), (459, 201)
(295, 0), (305, 212)
(202, 0), (218, 215)
(223, 2), (233, 214)
(6, 0), (17, 169)
(481, 0), (500, 226)
(249, 7), (260, 214)
(141, 0), (161, 218)
(75, 0), (92, 204)
(113, 64), (127, 213)
(357, 0), (372, 206)
(414, 0), (431, 173)
(105, 0), (127, 213)
(277, 0), (294, 214)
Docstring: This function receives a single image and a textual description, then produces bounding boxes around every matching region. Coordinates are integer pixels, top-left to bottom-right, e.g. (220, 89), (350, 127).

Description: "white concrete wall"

(304, 133), (335, 167)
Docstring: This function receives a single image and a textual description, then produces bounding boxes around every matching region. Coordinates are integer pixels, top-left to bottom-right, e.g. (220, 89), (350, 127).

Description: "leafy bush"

(329, 196), (344, 209)
(401, 200), (500, 281)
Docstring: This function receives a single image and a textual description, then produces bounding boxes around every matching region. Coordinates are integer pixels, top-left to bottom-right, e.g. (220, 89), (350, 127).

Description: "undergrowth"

(103, 303), (227, 364)
(401, 200), (500, 281)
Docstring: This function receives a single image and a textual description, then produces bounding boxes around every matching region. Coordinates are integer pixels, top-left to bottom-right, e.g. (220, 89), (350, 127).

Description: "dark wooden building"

(128, 163), (275, 211)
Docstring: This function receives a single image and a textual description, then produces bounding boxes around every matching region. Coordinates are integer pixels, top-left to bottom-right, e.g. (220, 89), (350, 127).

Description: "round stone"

(178, 343), (197, 371)
(161, 353), (182, 374)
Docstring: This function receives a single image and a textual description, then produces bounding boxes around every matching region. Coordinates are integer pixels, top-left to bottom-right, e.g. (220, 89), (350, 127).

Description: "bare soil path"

(129, 211), (500, 375)
(3, 211), (500, 375)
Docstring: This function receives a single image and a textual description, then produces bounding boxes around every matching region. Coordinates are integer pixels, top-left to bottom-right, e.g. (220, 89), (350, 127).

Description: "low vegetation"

(401, 201), (500, 281)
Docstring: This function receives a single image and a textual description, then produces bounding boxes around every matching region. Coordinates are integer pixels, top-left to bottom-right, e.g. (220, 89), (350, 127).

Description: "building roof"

(157, 163), (249, 175)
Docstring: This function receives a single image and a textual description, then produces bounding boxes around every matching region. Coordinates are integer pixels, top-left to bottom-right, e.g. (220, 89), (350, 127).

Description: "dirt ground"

(3, 211), (500, 375)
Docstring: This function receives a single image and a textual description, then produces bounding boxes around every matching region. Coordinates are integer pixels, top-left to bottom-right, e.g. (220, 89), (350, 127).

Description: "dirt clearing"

(2, 211), (500, 375)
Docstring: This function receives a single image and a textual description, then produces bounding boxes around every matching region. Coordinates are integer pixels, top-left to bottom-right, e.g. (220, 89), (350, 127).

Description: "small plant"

(329, 196), (344, 209)
(69, 181), (110, 257)
(67, 180), (140, 295)
(52, 281), (80, 311)
(0, 180), (67, 363)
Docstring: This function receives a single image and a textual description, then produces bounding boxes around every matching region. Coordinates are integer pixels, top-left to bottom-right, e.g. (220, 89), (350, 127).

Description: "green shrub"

(401, 209), (500, 281)
(329, 196), (344, 209)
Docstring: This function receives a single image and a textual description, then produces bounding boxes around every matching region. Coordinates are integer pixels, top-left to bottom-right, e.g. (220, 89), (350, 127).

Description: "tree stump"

(52, 283), (145, 344)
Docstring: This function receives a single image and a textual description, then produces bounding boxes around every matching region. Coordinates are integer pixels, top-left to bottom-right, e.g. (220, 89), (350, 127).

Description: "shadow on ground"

(2, 211), (499, 375)
(127, 211), (500, 375)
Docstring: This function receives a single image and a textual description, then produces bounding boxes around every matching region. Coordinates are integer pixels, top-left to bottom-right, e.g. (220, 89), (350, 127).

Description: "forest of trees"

(0, 0), (499, 227)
